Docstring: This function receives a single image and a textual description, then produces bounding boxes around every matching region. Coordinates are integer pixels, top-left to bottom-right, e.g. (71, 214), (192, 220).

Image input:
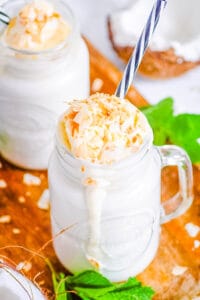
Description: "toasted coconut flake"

(37, 189), (50, 211)
(185, 222), (200, 238)
(18, 196), (26, 203)
(0, 215), (11, 224)
(172, 265), (188, 276)
(91, 78), (104, 92)
(16, 261), (32, 272)
(88, 258), (100, 270)
(83, 177), (97, 186)
(193, 240), (200, 249)
(23, 173), (41, 186)
(0, 179), (7, 188)
(12, 228), (21, 234)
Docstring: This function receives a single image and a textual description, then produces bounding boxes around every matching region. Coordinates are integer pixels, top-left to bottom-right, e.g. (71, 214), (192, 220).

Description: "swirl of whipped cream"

(59, 93), (153, 164)
(3, 0), (70, 51)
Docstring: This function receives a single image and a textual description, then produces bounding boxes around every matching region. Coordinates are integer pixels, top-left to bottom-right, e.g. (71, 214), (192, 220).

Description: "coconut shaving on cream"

(3, 0), (70, 51)
(59, 93), (152, 164)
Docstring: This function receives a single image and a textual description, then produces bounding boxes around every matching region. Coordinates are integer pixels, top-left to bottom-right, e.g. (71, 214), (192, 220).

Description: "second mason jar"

(0, 0), (89, 169)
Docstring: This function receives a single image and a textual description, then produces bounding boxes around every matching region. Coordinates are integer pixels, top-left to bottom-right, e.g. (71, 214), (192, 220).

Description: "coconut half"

(108, 0), (200, 78)
(0, 263), (46, 300)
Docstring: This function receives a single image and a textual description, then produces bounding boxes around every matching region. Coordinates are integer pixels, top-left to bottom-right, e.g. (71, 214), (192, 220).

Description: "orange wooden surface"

(0, 41), (199, 299)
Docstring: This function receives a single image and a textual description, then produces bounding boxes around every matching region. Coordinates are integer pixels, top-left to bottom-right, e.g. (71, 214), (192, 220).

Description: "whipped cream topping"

(110, 0), (200, 62)
(3, 0), (70, 51)
(60, 93), (152, 164)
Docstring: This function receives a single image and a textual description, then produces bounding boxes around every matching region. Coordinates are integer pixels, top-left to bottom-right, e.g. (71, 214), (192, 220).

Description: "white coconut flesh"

(110, 0), (200, 62)
(0, 266), (45, 300)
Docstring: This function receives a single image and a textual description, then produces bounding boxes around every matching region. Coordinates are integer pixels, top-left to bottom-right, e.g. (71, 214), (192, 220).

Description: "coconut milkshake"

(0, 0), (89, 169)
(48, 93), (193, 281)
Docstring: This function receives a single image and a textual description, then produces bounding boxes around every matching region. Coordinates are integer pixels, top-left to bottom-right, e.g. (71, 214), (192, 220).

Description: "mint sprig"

(51, 269), (154, 300)
(141, 98), (200, 163)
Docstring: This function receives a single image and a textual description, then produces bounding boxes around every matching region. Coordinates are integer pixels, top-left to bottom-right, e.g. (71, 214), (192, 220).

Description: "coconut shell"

(108, 17), (200, 79)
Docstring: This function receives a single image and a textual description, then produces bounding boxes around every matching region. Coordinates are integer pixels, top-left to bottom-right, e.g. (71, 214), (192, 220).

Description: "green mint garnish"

(50, 269), (154, 300)
(141, 98), (200, 163)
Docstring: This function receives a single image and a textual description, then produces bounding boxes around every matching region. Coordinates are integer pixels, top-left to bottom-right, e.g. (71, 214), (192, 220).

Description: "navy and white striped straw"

(115, 0), (167, 98)
(0, 11), (10, 25)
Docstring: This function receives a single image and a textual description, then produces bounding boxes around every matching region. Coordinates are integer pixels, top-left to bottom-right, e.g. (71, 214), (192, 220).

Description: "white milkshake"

(48, 93), (193, 281)
(0, 0), (89, 169)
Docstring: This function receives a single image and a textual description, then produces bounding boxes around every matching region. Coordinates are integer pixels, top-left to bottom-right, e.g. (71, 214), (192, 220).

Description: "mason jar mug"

(0, 0), (89, 169)
(48, 135), (193, 282)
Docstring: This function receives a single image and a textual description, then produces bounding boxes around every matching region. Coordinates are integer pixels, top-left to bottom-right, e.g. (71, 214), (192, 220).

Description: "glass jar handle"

(158, 145), (193, 224)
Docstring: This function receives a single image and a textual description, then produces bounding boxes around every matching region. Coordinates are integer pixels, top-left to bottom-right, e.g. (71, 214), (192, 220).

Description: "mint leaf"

(66, 270), (112, 287)
(65, 271), (154, 300)
(51, 269), (155, 300)
(66, 270), (115, 298)
(98, 286), (154, 300)
(141, 98), (173, 145)
(46, 259), (70, 300)
(52, 272), (69, 300)
(170, 114), (200, 163)
(97, 277), (154, 300)
(114, 277), (140, 289)
(141, 98), (200, 163)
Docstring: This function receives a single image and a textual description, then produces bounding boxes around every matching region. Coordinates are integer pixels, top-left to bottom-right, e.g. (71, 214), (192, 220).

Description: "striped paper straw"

(115, 0), (167, 98)
(0, 11), (10, 25)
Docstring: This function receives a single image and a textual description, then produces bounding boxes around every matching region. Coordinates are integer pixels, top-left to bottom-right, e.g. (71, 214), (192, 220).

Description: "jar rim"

(0, 0), (78, 56)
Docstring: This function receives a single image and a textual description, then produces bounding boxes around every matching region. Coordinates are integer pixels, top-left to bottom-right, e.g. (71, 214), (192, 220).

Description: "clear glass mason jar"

(48, 133), (193, 282)
(0, 0), (89, 169)
(0, 262), (45, 299)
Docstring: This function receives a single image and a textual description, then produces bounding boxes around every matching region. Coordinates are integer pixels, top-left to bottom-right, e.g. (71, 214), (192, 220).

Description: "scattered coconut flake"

(83, 177), (97, 186)
(185, 222), (200, 238)
(16, 261), (32, 272)
(0, 215), (11, 224)
(172, 265), (188, 276)
(0, 179), (7, 188)
(88, 257), (100, 270)
(18, 196), (26, 203)
(37, 189), (50, 211)
(91, 78), (104, 92)
(193, 240), (200, 249)
(81, 165), (86, 173)
(23, 173), (41, 186)
(12, 228), (21, 234)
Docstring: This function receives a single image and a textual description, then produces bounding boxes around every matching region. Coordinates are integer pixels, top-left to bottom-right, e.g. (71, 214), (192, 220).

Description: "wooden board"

(0, 40), (200, 299)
